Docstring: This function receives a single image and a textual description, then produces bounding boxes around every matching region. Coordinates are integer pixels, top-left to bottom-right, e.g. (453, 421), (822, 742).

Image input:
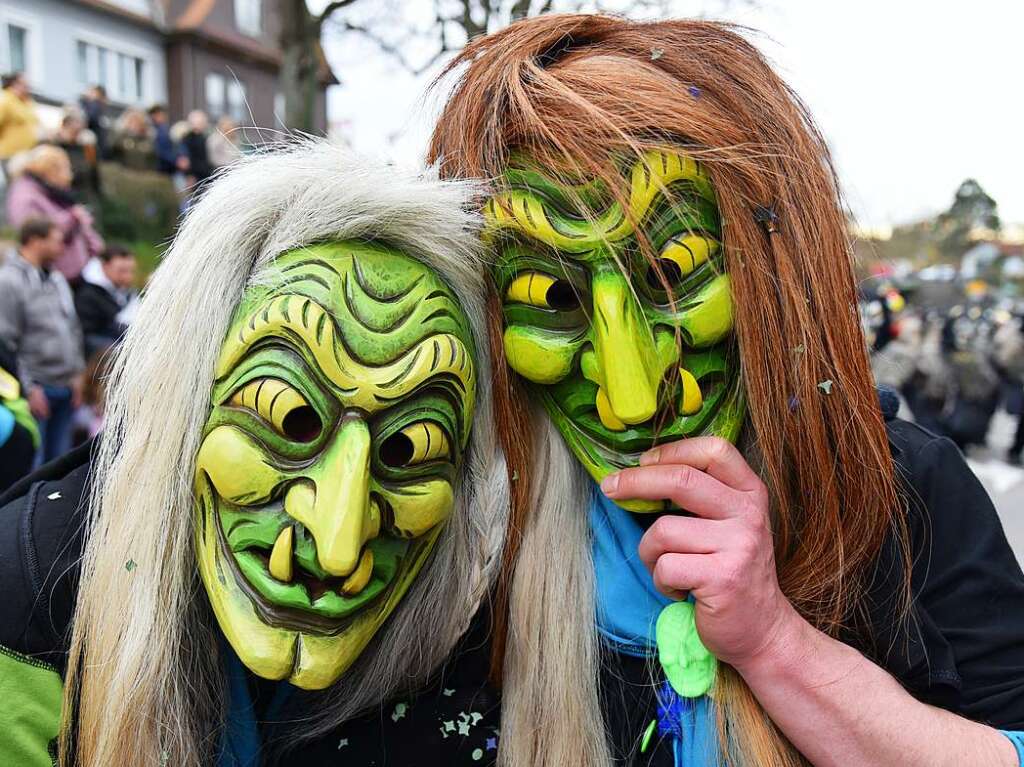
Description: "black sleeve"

(877, 421), (1024, 729)
(0, 442), (93, 672)
(73, 285), (113, 338)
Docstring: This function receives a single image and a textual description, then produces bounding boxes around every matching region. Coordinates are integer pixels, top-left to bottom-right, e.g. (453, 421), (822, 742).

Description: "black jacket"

(74, 280), (127, 356)
(2, 409), (1024, 765)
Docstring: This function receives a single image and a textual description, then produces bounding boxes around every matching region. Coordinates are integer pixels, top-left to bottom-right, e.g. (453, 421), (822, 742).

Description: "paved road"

(962, 410), (1024, 565)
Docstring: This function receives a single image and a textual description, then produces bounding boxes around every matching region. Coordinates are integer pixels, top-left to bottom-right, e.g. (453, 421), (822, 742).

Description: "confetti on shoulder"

(125, 559), (137, 572)
(47, 491), (61, 500)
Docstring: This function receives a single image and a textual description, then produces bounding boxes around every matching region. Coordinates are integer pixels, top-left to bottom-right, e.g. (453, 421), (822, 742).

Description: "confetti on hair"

(688, 85), (701, 98)
(651, 47), (664, 60)
(818, 380), (834, 395)
(753, 204), (780, 234)
(125, 559), (137, 572)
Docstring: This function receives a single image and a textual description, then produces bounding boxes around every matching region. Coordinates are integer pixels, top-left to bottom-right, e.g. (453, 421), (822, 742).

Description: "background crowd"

(0, 71), (247, 488)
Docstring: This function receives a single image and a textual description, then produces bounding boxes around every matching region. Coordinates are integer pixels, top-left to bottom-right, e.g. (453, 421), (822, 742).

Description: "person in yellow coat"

(0, 73), (39, 166)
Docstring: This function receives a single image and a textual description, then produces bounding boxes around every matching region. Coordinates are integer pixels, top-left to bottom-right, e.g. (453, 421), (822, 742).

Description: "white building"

(0, 0), (167, 128)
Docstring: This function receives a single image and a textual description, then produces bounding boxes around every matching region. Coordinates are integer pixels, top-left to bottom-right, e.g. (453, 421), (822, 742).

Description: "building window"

(6, 24), (26, 73)
(118, 53), (144, 103)
(234, 0), (262, 36)
(76, 40), (88, 83)
(227, 80), (247, 122)
(76, 40), (146, 104)
(205, 72), (226, 117)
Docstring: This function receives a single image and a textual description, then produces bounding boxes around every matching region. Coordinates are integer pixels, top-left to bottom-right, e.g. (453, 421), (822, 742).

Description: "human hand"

(28, 385), (50, 419)
(601, 437), (804, 669)
(71, 205), (93, 226)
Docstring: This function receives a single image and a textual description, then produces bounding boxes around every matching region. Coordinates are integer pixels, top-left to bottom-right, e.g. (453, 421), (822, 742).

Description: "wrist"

(731, 602), (817, 680)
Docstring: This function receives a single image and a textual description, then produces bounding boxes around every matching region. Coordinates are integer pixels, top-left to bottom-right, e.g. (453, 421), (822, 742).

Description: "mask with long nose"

(486, 150), (745, 511)
(194, 242), (476, 688)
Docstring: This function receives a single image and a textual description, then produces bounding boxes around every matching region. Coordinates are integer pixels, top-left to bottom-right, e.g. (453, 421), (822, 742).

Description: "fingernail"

(639, 448), (661, 466)
(601, 473), (619, 495)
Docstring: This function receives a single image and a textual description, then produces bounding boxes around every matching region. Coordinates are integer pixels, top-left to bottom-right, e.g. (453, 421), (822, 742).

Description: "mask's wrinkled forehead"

(483, 149), (718, 257)
(216, 242), (477, 440)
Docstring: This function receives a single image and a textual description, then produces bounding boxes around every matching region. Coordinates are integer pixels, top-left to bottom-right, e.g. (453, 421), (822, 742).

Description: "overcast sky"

(323, 1), (1024, 229)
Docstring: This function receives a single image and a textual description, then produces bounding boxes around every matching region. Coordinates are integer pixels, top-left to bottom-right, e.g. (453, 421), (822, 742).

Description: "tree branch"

(458, 0), (486, 40)
(510, 0), (532, 20)
(334, 19), (450, 75)
(317, 0), (361, 28)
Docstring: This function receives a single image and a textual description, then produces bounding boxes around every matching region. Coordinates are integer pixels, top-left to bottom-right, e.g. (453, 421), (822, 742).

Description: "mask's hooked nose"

(283, 415), (380, 578)
(586, 270), (662, 426)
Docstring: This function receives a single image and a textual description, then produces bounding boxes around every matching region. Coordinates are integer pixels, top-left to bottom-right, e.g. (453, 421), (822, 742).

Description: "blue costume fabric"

(591, 487), (721, 766)
(218, 640), (293, 767)
(0, 406), (14, 446)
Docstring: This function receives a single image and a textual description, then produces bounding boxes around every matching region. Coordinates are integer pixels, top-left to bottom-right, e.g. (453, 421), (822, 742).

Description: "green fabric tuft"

(0, 645), (63, 766)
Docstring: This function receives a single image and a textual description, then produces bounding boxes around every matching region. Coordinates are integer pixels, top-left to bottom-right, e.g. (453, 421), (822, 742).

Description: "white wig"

(63, 139), (508, 766)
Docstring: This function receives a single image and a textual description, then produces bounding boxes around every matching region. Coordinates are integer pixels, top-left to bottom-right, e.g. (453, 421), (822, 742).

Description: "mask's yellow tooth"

(367, 498), (381, 540)
(340, 549), (374, 596)
(679, 369), (703, 416)
(596, 387), (627, 432)
(268, 526), (294, 582)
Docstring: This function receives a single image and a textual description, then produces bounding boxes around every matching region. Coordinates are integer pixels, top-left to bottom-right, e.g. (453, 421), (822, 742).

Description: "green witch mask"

(485, 149), (745, 511)
(194, 242), (476, 689)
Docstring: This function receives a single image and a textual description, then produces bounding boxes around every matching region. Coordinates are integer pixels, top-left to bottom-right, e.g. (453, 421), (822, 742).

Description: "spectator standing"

(110, 108), (157, 171)
(79, 85), (110, 159)
(0, 218), (85, 463)
(207, 116), (243, 168)
(0, 73), (39, 169)
(5, 144), (104, 283)
(182, 110), (214, 187)
(148, 104), (188, 175)
(75, 245), (138, 357)
(51, 108), (101, 209)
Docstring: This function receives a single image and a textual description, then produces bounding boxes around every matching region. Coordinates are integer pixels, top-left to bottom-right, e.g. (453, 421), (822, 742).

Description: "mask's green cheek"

(196, 423), (284, 505)
(503, 325), (581, 385)
(679, 274), (733, 346)
(379, 480), (454, 539)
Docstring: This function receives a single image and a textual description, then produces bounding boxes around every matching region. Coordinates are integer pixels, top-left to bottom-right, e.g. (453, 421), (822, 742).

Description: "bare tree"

(280, 0), (756, 132)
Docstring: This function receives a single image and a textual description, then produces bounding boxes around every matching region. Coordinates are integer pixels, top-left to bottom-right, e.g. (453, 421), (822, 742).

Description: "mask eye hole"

(282, 406), (321, 443)
(380, 432), (415, 468)
(646, 258), (684, 289)
(646, 234), (719, 291)
(379, 422), (451, 468)
(545, 279), (580, 311)
(229, 378), (322, 443)
(505, 271), (580, 311)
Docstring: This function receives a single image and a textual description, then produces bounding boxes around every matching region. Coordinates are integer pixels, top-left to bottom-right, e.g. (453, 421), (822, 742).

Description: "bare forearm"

(735, 607), (1017, 767)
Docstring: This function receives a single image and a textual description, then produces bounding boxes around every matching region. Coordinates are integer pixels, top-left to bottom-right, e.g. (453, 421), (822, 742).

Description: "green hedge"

(98, 162), (180, 246)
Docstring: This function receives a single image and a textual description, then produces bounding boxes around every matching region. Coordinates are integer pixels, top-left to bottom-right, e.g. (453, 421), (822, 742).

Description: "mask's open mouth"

(243, 532), (375, 601)
(549, 370), (729, 453)
(213, 497), (410, 632)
